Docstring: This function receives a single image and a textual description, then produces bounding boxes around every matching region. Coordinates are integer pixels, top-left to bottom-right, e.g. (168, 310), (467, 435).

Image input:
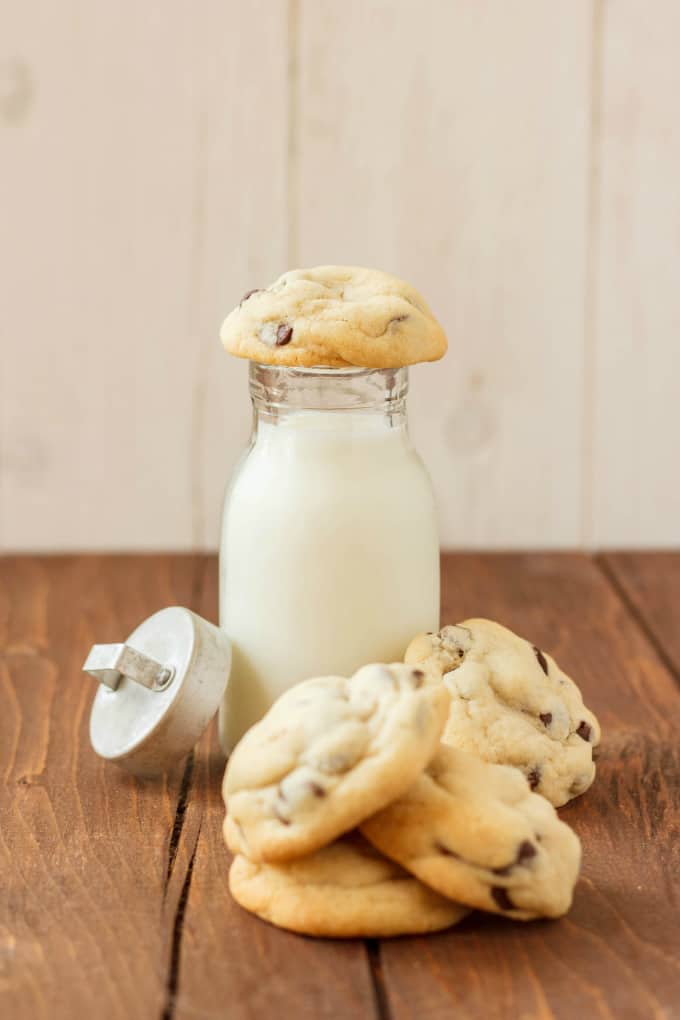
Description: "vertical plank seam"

(161, 554), (206, 1018)
(581, 0), (606, 548)
(0, 319), (4, 544)
(595, 554), (680, 686)
(286, 0), (300, 267)
(164, 751), (196, 890)
(190, 552), (207, 615)
(161, 821), (201, 1020)
(188, 117), (210, 550)
(366, 940), (393, 1020)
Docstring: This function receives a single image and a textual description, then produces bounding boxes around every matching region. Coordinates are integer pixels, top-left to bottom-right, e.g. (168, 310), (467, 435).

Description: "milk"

(218, 411), (440, 752)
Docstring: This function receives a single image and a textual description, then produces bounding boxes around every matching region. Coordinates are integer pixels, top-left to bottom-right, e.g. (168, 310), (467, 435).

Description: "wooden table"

(1, 553), (679, 1020)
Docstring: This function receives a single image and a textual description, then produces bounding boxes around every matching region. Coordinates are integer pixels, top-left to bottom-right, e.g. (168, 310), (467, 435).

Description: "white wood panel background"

(0, 0), (678, 551)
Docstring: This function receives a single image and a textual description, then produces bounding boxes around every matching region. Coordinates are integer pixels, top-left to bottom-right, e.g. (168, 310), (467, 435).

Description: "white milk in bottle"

(218, 364), (439, 752)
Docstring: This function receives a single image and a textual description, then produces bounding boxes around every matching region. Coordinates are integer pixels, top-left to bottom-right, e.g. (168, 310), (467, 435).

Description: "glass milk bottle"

(218, 363), (440, 753)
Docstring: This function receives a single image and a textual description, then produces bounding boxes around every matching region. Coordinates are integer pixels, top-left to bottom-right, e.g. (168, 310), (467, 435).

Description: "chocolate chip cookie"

(405, 620), (601, 806)
(220, 265), (448, 368)
(223, 663), (450, 862)
(229, 832), (468, 938)
(361, 745), (581, 920)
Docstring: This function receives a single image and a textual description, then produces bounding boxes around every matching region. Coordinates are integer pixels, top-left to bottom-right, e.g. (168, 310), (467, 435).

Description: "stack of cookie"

(223, 621), (600, 938)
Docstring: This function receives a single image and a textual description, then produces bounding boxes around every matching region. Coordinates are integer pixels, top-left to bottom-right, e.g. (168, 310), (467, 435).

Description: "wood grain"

(1, 554), (678, 1020)
(171, 556), (380, 1020)
(295, 0), (591, 548)
(601, 552), (680, 678)
(589, 0), (680, 546)
(374, 553), (680, 1020)
(0, 556), (200, 1019)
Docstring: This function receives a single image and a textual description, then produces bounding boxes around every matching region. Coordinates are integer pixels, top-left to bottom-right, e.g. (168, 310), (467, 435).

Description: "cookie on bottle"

(220, 265), (447, 368)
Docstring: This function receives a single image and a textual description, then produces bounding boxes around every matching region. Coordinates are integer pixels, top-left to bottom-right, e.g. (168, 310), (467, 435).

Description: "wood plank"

(171, 556), (380, 1020)
(0, 0), (287, 551)
(375, 553), (680, 1020)
(601, 552), (680, 678)
(295, 0), (591, 548)
(3, 554), (677, 1017)
(0, 555), (199, 1019)
(589, 0), (680, 546)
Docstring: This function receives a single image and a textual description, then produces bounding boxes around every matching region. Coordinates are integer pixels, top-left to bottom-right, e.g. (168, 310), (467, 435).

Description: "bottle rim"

(248, 362), (409, 414)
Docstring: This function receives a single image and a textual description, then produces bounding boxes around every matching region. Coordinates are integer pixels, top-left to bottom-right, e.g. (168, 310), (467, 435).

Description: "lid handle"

(83, 643), (175, 692)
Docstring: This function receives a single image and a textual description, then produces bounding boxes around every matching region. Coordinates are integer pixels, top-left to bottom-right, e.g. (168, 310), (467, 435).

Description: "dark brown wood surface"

(0, 556), (201, 1020)
(1, 554), (679, 1020)
(601, 552), (680, 676)
(378, 554), (680, 1020)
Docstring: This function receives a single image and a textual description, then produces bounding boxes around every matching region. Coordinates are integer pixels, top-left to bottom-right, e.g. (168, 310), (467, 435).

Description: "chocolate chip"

(533, 646), (549, 675)
(309, 781), (326, 797)
(411, 669), (425, 688)
(576, 720), (592, 742)
(491, 841), (537, 876)
(491, 862), (512, 877)
(517, 840), (537, 865)
(491, 886), (515, 911)
(240, 287), (263, 304)
(273, 802), (291, 825)
(527, 766), (541, 790)
(539, 712), (552, 727)
(276, 323), (293, 346)
(274, 783), (292, 824)
(434, 841), (460, 859)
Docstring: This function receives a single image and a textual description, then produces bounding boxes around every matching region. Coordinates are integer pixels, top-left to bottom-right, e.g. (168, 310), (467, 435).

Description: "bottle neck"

(248, 363), (409, 426)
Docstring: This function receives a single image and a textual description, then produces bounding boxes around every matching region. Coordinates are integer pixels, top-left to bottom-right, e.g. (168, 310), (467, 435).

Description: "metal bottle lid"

(82, 607), (231, 777)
